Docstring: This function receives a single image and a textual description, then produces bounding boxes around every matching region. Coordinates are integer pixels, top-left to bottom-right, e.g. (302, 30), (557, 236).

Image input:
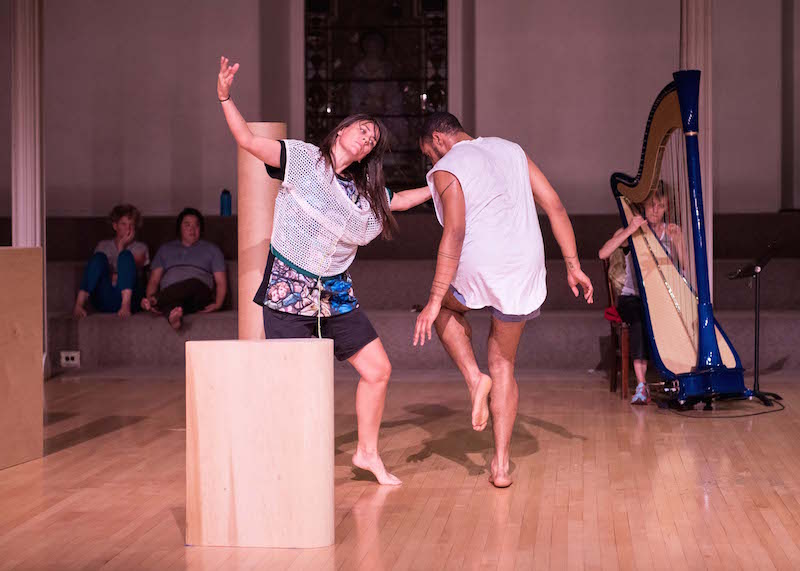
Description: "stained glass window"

(306, 0), (447, 189)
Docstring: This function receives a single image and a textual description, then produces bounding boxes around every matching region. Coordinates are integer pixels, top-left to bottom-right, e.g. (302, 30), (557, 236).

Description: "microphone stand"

(728, 242), (783, 406)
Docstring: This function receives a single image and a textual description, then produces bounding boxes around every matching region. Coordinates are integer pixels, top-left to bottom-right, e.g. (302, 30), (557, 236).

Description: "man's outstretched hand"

(568, 267), (594, 304)
(413, 300), (441, 346)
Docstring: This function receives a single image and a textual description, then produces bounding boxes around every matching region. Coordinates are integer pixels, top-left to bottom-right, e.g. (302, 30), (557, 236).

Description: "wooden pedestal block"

(185, 339), (334, 548)
(0, 247), (43, 470)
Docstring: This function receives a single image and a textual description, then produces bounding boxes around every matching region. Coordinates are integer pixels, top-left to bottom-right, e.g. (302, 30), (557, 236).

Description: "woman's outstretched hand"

(217, 56), (239, 100)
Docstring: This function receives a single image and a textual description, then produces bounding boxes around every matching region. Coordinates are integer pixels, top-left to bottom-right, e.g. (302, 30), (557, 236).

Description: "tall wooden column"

(237, 122), (286, 340)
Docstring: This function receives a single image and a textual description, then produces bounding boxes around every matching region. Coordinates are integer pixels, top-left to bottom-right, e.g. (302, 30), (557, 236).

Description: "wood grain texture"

(237, 122), (286, 341)
(185, 339), (334, 548)
(0, 247), (43, 470)
(2, 368), (799, 569)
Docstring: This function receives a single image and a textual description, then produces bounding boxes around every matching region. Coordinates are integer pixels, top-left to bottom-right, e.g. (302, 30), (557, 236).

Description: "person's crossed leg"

(434, 291), (527, 487)
(434, 291), (493, 431)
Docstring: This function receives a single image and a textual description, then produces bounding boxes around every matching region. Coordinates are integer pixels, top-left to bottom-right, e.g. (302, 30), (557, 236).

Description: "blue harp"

(610, 70), (749, 405)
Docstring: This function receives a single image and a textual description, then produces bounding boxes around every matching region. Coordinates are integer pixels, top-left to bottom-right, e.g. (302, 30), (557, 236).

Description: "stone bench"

(45, 258), (800, 315)
(47, 308), (800, 374)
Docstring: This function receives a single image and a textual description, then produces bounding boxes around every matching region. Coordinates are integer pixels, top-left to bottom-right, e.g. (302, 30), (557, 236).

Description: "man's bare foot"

(72, 304), (87, 319)
(352, 448), (402, 486)
(489, 456), (512, 488)
(168, 307), (183, 330)
(469, 373), (492, 431)
(117, 305), (131, 318)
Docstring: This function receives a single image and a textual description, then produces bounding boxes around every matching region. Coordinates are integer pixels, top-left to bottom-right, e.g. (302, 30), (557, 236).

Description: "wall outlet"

(60, 351), (81, 368)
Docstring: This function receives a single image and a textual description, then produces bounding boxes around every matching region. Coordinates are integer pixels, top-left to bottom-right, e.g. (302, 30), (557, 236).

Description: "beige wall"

(0, 1), (795, 217)
(795, 0), (800, 209)
(41, 0), (290, 217)
(470, 0), (791, 214)
(0, 0), (10, 217)
(473, 0), (681, 214)
(713, 0), (782, 213)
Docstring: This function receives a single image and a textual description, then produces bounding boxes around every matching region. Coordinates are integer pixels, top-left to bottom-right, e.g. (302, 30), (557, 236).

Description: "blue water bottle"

(220, 189), (232, 216)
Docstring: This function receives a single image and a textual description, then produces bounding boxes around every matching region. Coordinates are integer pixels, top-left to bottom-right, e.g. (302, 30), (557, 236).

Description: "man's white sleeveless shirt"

(426, 137), (547, 315)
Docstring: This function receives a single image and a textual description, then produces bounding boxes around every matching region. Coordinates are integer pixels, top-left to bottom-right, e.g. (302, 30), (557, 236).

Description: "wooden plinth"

(185, 338), (334, 548)
(0, 247), (43, 471)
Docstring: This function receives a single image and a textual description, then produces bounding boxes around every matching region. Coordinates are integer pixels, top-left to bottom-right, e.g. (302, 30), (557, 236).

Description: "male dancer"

(413, 113), (593, 487)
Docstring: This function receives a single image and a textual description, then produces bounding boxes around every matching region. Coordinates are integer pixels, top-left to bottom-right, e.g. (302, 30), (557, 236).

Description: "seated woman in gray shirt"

(141, 208), (227, 330)
(73, 204), (150, 318)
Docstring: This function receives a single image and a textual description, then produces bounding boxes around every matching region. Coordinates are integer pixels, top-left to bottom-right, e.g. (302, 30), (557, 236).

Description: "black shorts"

(262, 306), (379, 361)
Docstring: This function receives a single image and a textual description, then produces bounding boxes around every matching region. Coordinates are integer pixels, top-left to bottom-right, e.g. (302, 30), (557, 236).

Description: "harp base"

(674, 367), (751, 406)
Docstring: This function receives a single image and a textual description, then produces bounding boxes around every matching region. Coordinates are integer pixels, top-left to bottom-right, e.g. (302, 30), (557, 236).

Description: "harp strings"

(659, 130), (699, 348)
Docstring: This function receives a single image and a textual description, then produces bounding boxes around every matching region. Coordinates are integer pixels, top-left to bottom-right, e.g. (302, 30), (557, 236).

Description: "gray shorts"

(450, 286), (540, 322)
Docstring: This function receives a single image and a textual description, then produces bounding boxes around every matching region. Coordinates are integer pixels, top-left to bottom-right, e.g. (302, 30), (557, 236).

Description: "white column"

(289, 1), (305, 140)
(793, 0), (800, 208)
(11, 0), (43, 249)
(11, 0), (46, 371)
(448, 0), (465, 123)
(680, 0), (714, 294)
(448, 0), (475, 132)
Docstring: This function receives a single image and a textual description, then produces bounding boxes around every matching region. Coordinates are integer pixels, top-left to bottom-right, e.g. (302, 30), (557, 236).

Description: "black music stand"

(728, 242), (783, 406)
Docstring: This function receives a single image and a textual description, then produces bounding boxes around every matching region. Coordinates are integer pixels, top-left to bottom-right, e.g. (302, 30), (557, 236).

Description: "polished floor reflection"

(0, 369), (798, 570)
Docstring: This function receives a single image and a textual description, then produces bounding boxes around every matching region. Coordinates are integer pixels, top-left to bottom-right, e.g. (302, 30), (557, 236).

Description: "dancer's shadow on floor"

(405, 412), (587, 476)
(341, 403), (587, 481)
(341, 403), (461, 482)
(335, 404), (458, 463)
(406, 427), (507, 475)
(515, 412), (588, 442)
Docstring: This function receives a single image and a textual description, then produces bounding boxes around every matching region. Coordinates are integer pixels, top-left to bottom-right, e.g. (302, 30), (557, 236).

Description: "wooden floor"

(1, 368), (799, 570)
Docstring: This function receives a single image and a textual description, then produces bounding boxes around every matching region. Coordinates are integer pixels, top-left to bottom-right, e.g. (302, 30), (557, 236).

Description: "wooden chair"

(602, 255), (630, 399)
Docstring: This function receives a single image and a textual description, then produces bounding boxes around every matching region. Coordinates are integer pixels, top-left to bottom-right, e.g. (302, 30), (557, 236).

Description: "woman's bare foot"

(488, 456), (512, 488)
(168, 307), (183, 330)
(73, 291), (89, 319)
(352, 448), (402, 486)
(470, 373), (492, 431)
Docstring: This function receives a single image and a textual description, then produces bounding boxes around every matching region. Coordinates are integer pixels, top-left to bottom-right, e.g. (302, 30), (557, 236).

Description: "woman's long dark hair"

(319, 114), (397, 239)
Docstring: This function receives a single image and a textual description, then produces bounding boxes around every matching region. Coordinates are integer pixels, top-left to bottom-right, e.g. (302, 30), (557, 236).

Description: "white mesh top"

(270, 140), (385, 277)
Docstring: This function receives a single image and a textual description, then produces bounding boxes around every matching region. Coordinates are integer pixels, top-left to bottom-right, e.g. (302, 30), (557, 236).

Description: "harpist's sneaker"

(630, 383), (650, 405)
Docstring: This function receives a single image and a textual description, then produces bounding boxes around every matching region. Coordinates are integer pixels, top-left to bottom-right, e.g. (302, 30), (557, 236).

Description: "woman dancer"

(218, 56), (430, 485)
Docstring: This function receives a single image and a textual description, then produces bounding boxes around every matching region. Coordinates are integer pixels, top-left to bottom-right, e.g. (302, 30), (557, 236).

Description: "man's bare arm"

(413, 170), (466, 346)
(527, 156), (593, 303)
(429, 171), (465, 304)
(390, 186), (431, 212)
